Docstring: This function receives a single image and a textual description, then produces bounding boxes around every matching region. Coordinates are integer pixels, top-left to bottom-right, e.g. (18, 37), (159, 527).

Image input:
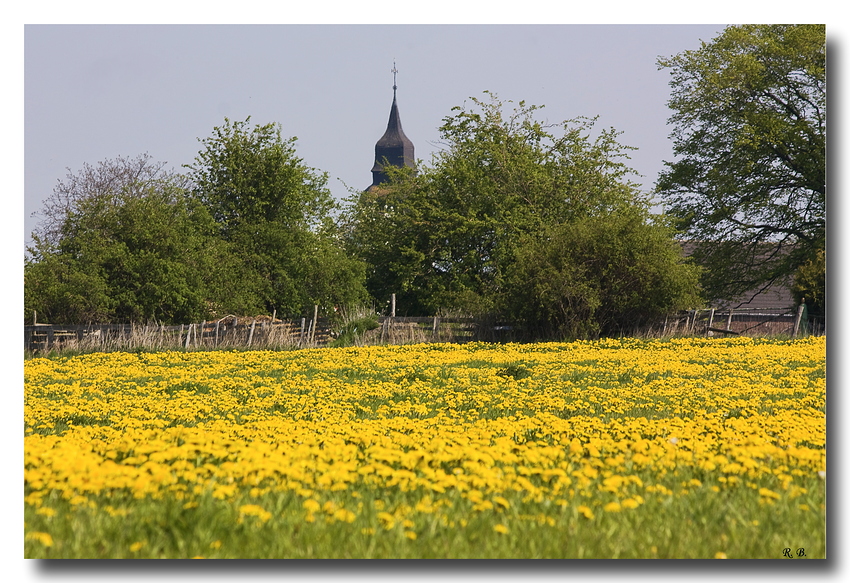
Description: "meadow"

(24, 336), (826, 558)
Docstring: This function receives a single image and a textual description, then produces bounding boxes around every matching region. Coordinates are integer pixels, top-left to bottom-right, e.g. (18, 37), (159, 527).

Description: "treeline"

(25, 25), (826, 341)
(25, 95), (701, 340)
(25, 119), (367, 327)
(346, 95), (702, 338)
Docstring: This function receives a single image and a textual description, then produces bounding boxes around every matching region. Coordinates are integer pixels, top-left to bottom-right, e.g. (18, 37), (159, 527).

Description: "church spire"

(370, 63), (415, 189)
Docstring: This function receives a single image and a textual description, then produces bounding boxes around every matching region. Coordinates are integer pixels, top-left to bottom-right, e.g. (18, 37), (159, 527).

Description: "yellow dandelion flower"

(467, 490), (484, 503)
(334, 508), (356, 523)
(378, 511), (395, 530)
(577, 505), (594, 520)
(129, 541), (145, 552)
(210, 540), (222, 549)
(494, 524), (509, 534)
(26, 532), (53, 547)
(405, 531), (418, 540)
(493, 496), (511, 509)
(603, 502), (622, 513)
(239, 504), (272, 522)
(758, 488), (780, 500)
(715, 552), (727, 559)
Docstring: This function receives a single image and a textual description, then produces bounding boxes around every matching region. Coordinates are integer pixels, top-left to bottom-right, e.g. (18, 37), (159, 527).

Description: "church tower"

(370, 63), (415, 189)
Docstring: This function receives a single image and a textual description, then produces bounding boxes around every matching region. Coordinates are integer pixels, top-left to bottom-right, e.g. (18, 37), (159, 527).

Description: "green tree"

(187, 118), (367, 317)
(656, 25), (825, 306)
(345, 93), (701, 336)
(792, 247), (825, 320)
(506, 211), (702, 338)
(25, 155), (260, 324)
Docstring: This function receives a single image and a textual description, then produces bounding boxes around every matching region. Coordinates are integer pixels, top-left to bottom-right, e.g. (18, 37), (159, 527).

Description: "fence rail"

(22, 315), (519, 353)
(663, 305), (823, 337)
(24, 305), (822, 354)
(23, 317), (334, 353)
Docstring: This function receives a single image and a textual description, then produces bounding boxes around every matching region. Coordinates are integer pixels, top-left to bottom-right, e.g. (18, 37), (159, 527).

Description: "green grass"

(25, 475), (825, 559)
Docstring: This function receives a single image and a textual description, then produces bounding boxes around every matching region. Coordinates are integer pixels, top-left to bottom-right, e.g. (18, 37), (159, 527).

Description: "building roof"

(370, 80), (415, 189)
(679, 241), (796, 312)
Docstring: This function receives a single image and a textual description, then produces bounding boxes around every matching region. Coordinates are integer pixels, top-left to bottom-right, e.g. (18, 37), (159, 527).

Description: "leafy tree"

(506, 210), (702, 338)
(187, 118), (368, 317)
(792, 247), (825, 320)
(25, 154), (261, 324)
(187, 117), (334, 236)
(345, 93), (701, 336)
(656, 25), (825, 306)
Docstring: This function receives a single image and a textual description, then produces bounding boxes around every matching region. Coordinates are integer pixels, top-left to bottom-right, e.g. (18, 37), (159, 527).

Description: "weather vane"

(392, 60), (398, 96)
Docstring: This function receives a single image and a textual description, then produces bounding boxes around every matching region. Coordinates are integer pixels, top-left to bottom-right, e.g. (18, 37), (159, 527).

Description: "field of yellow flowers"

(24, 336), (825, 558)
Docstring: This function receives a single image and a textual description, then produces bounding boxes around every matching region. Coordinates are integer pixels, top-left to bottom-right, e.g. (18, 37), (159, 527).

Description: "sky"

(21, 23), (734, 247)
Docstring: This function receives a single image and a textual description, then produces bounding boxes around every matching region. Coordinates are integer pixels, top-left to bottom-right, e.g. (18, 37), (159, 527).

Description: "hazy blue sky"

(23, 23), (733, 245)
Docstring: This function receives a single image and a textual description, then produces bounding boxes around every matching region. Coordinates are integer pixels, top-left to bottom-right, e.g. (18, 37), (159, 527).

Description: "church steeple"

(370, 62), (415, 188)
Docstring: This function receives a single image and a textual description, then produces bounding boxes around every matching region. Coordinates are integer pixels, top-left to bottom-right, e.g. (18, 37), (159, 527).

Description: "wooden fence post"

(726, 309), (734, 331)
(706, 309), (715, 336)
(247, 319), (256, 347)
(793, 301), (805, 338)
(391, 294), (396, 318)
(310, 305), (318, 343)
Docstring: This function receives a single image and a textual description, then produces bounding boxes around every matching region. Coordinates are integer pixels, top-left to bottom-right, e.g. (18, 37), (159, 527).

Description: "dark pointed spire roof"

(370, 64), (415, 188)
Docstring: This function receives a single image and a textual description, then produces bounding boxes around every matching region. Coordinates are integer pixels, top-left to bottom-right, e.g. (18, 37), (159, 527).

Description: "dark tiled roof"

(371, 91), (415, 188)
(713, 283), (795, 312)
(679, 241), (796, 312)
